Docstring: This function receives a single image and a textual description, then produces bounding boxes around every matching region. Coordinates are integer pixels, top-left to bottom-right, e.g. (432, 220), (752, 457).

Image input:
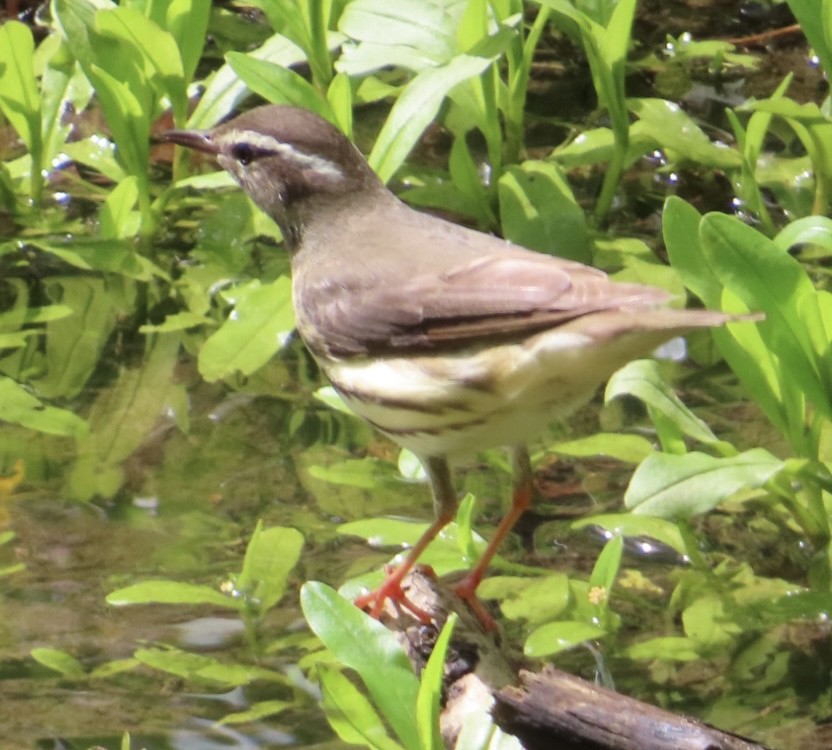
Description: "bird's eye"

(231, 142), (257, 166)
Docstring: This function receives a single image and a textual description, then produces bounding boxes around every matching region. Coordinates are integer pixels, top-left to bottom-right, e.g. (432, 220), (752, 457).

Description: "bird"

(163, 104), (742, 629)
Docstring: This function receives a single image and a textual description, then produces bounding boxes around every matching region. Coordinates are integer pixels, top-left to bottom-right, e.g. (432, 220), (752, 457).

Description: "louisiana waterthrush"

(164, 105), (741, 628)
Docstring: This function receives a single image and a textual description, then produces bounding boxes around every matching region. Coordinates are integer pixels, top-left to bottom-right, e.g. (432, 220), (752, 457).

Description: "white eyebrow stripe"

(219, 129), (344, 179)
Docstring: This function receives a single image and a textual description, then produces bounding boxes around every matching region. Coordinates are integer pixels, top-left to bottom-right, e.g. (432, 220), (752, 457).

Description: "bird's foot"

(354, 564), (435, 624)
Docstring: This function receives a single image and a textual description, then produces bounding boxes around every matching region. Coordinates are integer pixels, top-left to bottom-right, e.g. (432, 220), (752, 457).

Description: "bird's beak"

(160, 128), (218, 155)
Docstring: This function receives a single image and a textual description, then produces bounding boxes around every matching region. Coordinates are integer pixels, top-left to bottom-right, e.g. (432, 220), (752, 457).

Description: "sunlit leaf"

(417, 614), (456, 750)
(0, 377), (88, 438)
(106, 580), (237, 609)
(369, 54), (494, 182)
(134, 646), (286, 686)
(198, 277), (295, 382)
(498, 161), (590, 262)
(237, 522), (304, 613)
(319, 664), (405, 750)
(624, 448), (784, 518)
(606, 359), (721, 447)
(550, 433), (654, 464)
(301, 582), (421, 750)
(31, 647), (85, 678)
(524, 620), (607, 657)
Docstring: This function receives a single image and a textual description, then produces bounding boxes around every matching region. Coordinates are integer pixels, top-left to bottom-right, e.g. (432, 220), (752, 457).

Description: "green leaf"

(319, 664), (405, 750)
(99, 176), (140, 239)
(524, 620), (607, 657)
(625, 636), (701, 661)
(498, 161), (591, 262)
(0, 21), (42, 161)
(216, 700), (292, 726)
(226, 52), (334, 120)
(86, 64), (150, 193)
(550, 433), (654, 464)
(478, 574), (571, 625)
(0, 377), (88, 438)
(106, 580), (237, 608)
(198, 277), (295, 382)
(237, 523), (304, 613)
(309, 457), (396, 489)
(417, 614), (456, 750)
(188, 32), (307, 129)
(94, 6), (187, 120)
(134, 646), (285, 686)
(624, 448), (784, 518)
(629, 98), (741, 169)
(588, 534), (623, 597)
(67, 334), (181, 501)
(774, 215), (832, 254)
(369, 54), (494, 183)
(301, 582), (421, 750)
(701, 212), (832, 417)
(605, 359), (720, 447)
(338, 0), (462, 73)
(163, 0), (211, 82)
(31, 647), (86, 677)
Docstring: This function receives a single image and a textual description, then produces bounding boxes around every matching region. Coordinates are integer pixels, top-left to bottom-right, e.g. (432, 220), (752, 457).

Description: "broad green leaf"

(701, 213), (832, 416)
(189, 33), (306, 129)
(237, 523), (304, 613)
(216, 700), (291, 726)
(30, 238), (163, 280)
(68, 334), (180, 500)
(313, 385), (355, 415)
(309, 457), (397, 489)
(605, 360), (720, 447)
(106, 580), (237, 609)
(682, 594), (740, 647)
(625, 636), (700, 662)
(785, 0), (832, 81)
(731, 590), (831, 629)
(31, 647), (85, 677)
(551, 433), (653, 464)
(664, 198), (795, 449)
(94, 6), (186, 120)
(198, 277), (295, 382)
(163, 0), (211, 82)
(134, 647), (285, 686)
(588, 534), (623, 597)
(0, 22), (42, 158)
(319, 664), (405, 750)
(338, 0), (464, 73)
(369, 54), (494, 183)
(629, 98), (741, 169)
(624, 448), (784, 518)
(99, 176), (140, 239)
(301, 582), (421, 750)
(774, 216), (832, 254)
(0, 377), (88, 438)
(498, 161), (590, 262)
(524, 620), (607, 657)
(478, 574), (571, 625)
(87, 64), (150, 193)
(226, 52), (334, 120)
(552, 126), (614, 167)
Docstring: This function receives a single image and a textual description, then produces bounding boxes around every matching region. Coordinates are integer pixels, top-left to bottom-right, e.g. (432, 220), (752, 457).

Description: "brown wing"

(294, 203), (670, 357)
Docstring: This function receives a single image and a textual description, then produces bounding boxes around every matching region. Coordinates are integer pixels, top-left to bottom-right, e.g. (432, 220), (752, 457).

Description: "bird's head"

(163, 105), (382, 246)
